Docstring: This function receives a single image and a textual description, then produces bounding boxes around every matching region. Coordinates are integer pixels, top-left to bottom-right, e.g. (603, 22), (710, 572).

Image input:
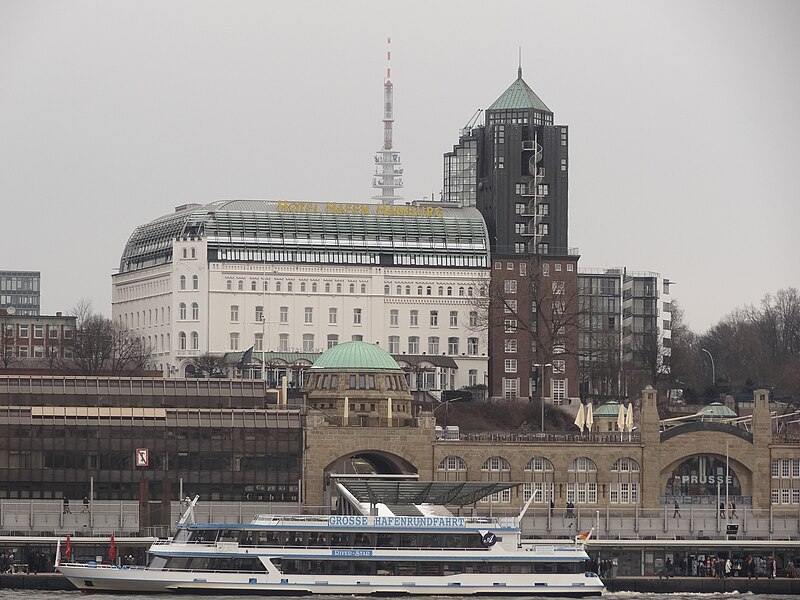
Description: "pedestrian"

(566, 501), (575, 518)
(82, 496), (90, 513)
(719, 501), (726, 518)
(549, 498), (554, 518)
(62, 497), (71, 514)
(673, 499), (681, 518)
(730, 501), (737, 519)
(665, 558), (673, 578)
(725, 558), (732, 578)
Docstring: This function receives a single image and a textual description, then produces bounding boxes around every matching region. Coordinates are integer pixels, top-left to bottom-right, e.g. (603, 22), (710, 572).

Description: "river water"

(0, 592), (789, 600)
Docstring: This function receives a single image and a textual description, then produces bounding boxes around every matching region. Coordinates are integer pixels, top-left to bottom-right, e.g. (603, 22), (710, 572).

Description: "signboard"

(135, 448), (149, 467)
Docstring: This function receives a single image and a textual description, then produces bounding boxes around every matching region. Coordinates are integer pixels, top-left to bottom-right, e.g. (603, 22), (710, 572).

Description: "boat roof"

(337, 480), (519, 507)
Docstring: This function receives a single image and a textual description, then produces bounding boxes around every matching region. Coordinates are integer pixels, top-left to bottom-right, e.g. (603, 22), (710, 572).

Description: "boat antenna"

(178, 494), (200, 525)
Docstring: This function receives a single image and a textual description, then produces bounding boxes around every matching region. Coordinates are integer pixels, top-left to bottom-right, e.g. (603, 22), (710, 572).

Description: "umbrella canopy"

(585, 402), (594, 431)
(626, 402), (635, 431)
(617, 403), (626, 432)
(343, 396), (349, 421)
(574, 403), (585, 433)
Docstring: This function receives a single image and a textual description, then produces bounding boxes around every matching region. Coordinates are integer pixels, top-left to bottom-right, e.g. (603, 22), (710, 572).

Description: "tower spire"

(518, 46), (522, 78)
(372, 36), (403, 205)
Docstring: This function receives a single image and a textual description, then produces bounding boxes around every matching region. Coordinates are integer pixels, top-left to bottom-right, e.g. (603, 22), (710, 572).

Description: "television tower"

(372, 37), (403, 205)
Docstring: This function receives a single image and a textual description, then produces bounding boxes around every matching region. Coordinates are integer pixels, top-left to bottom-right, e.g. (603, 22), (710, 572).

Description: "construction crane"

(460, 109), (483, 137)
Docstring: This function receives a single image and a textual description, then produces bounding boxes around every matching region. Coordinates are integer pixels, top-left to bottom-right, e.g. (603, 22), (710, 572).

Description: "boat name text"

(327, 515), (466, 528)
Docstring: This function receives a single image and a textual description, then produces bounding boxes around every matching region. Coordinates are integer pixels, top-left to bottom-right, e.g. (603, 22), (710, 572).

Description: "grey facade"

(0, 271), (40, 316)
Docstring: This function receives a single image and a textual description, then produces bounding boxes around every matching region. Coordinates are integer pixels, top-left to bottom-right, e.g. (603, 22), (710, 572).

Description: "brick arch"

(322, 449), (417, 477)
(657, 434), (756, 497)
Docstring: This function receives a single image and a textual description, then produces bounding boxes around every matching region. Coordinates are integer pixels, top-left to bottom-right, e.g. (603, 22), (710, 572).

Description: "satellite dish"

(5, 306), (15, 315)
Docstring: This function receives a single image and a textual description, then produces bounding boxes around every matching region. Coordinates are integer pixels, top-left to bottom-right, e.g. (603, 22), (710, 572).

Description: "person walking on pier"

(730, 501), (737, 519)
(62, 497), (71, 514)
(673, 499), (681, 518)
(719, 501), (726, 518)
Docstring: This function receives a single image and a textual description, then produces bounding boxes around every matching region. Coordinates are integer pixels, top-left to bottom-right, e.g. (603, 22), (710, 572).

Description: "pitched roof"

(488, 72), (551, 112)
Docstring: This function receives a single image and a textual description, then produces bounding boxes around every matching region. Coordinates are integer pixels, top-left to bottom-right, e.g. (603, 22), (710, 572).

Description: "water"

(0, 593), (788, 600)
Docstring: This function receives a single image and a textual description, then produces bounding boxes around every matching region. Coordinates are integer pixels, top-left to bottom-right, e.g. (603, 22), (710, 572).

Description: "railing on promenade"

(443, 431), (641, 444)
(519, 505), (800, 541)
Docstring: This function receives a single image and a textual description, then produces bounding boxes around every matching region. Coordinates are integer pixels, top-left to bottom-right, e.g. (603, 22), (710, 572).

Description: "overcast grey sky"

(1, 0), (798, 331)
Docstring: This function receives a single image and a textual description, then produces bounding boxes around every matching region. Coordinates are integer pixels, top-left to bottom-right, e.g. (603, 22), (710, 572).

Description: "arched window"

(438, 286), (444, 296)
(405, 286), (411, 295)
(360, 284), (366, 294)
(180, 275), (186, 290)
(312, 282), (317, 293)
(325, 282), (330, 293)
(251, 281), (257, 291)
(191, 303), (199, 320)
(226, 281), (232, 291)
(384, 284), (390, 295)
(481, 456), (511, 503)
(436, 456), (467, 482)
(523, 457), (555, 503)
(459, 287), (465, 296)
(300, 282), (306, 292)
(191, 331), (199, 350)
(191, 248), (196, 258)
(396, 285), (402, 295)
(237, 280), (244, 291)
(426, 286), (432, 296)
(447, 286), (453, 296)
(179, 303), (186, 320)
(349, 283), (355, 294)
(610, 457), (641, 504)
(568, 457), (598, 504)
(179, 331), (187, 350)
(336, 283), (342, 293)
(417, 286), (423, 295)
(182, 248), (187, 258)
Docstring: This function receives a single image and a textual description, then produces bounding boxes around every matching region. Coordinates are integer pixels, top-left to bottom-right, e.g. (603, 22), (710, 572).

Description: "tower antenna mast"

(372, 37), (403, 205)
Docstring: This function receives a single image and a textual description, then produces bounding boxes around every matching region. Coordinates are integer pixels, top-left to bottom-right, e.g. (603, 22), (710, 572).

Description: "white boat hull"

(58, 563), (604, 596)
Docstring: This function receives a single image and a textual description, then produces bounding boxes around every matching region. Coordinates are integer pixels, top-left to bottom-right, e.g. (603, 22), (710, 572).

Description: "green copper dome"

(488, 71), (551, 112)
(310, 341), (401, 372)
(696, 402), (737, 418)
(593, 401), (624, 417)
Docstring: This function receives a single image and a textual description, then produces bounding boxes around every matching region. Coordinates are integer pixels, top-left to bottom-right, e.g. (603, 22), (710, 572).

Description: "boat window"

(284, 531), (305, 545)
(534, 562), (555, 573)
(375, 533), (395, 547)
(173, 530), (190, 543)
(148, 556), (167, 570)
(398, 533), (417, 547)
(239, 531), (255, 546)
(308, 532), (327, 545)
(330, 561), (349, 574)
(218, 529), (239, 542)
(189, 529), (217, 543)
(420, 562), (443, 576)
(396, 562), (416, 576)
(354, 533), (373, 547)
(330, 532), (352, 546)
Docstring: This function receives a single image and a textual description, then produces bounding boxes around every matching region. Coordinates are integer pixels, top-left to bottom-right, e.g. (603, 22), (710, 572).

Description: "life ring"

(481, 532), (497, 547)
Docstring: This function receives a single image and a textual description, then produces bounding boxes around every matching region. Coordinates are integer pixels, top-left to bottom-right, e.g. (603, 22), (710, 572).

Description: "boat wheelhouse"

(57, 480), (603, 596)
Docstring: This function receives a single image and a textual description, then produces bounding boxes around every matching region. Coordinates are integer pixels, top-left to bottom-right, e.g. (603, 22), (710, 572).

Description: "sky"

(1, 0), (798, 332)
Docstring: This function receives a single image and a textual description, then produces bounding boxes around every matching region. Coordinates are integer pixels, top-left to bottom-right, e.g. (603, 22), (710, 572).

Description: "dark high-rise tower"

(444, 67), (569, 257)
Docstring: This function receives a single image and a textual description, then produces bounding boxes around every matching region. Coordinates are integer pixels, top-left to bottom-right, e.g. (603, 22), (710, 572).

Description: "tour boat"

(57, 482), (603, 596)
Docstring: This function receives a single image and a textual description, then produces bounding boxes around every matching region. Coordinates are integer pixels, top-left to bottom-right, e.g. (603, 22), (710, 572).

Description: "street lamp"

(433, 397), (459, 428)
(533, 363), (552, 432)
(701, 348), (715, 385)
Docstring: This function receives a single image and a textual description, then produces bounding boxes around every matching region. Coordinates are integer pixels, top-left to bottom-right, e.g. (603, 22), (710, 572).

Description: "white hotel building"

(112, 200), (490, 395)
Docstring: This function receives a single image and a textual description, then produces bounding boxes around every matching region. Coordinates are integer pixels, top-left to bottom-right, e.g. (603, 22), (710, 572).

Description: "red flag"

(109, 534), (116, 561)
(65, 535), (72, 561)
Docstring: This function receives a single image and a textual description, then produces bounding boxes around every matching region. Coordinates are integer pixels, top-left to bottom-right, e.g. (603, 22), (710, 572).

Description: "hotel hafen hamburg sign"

(277, 201), (445, 218)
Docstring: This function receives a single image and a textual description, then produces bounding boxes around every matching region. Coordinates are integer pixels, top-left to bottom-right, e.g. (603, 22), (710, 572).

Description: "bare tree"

(0, 313), (17, 369)
(190, 353), (227, 377)
(66, 300), (153, 375)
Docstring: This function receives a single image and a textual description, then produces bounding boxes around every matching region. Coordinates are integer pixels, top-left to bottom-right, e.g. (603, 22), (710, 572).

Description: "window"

(438, 286), (444, 296)
(254, 333), (263, 351)
(287, 281), (293, 292)
(190, 303), (198, 320)
(304, 307), (313, 324)
(408, 336), (419, 354)
(503, 378), (518, 400)
(264, 281), (269, 291)
(553, 359), (566, 374)
(255, 306), (264, 322)
(191, 331), (199, 350)
(237, 280), (244, 291)
(567, 264), (574, 272)
(552, 281), (565, 295)
(409, 310), (419, 326)
(538, 223), (549, 236)
(18, 325), (29, 338)
(388, 336), (400, 353)
(275, 281), (281, 292)
(302, 334), (314, 352)
(300, 282), (306, 293)
(428, 337), (439, 354)
(663, 320), (672, 330)
(426, 286), (432, 295)
(229, 332), (239, 351)
(279, 333), (289, 352)
(324, 282), (330, 293)
(230, 305), (239, 322)
(327, 334), (339, 349)
(504, 319), (517, 333)
(542, 263), (550, 277)
(504, 339), (517, 353)
(182, 248), (187, 259)
(360, 284), (366, 294)
(353, 308), (362, 324)
(552, 379), (566, 404)
(469, 311), (478, 327)
(515, 203), (525, 215)
(280, 306), (288, 323)
(405, 285), (411, 295)
(336, 283), (342, 293)
(349, 283), (355, 293)
(329, 307), (337, 324)
(467, 337), (479, 355)
(33, 325), (43, 339)
(561, 157), (567, 171)
(179, 331), (187, 350)
(180, 275), (186, 290)
(251, 281), (257, 291)
(179, 303), (187, 320)
(390, 310), (399, 326)
(430, 311), (438, 326)
(18, 345), (28, 358)
(504, 280), (517, 294)
(468, 369), (478, 386)
(505, 299), (517, 313)
(449, 311), (458, 327)
(507, 262), (514, 270)
(448, 337), (459, 355)
(504, 359), (517, 373)
(396, 285), (402, 295)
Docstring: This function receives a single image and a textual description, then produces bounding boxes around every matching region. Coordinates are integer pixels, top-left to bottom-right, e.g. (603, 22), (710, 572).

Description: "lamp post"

(701, 348), (715, 385)
(433, 397), (459, 428)
(534, 363), (552, 432)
